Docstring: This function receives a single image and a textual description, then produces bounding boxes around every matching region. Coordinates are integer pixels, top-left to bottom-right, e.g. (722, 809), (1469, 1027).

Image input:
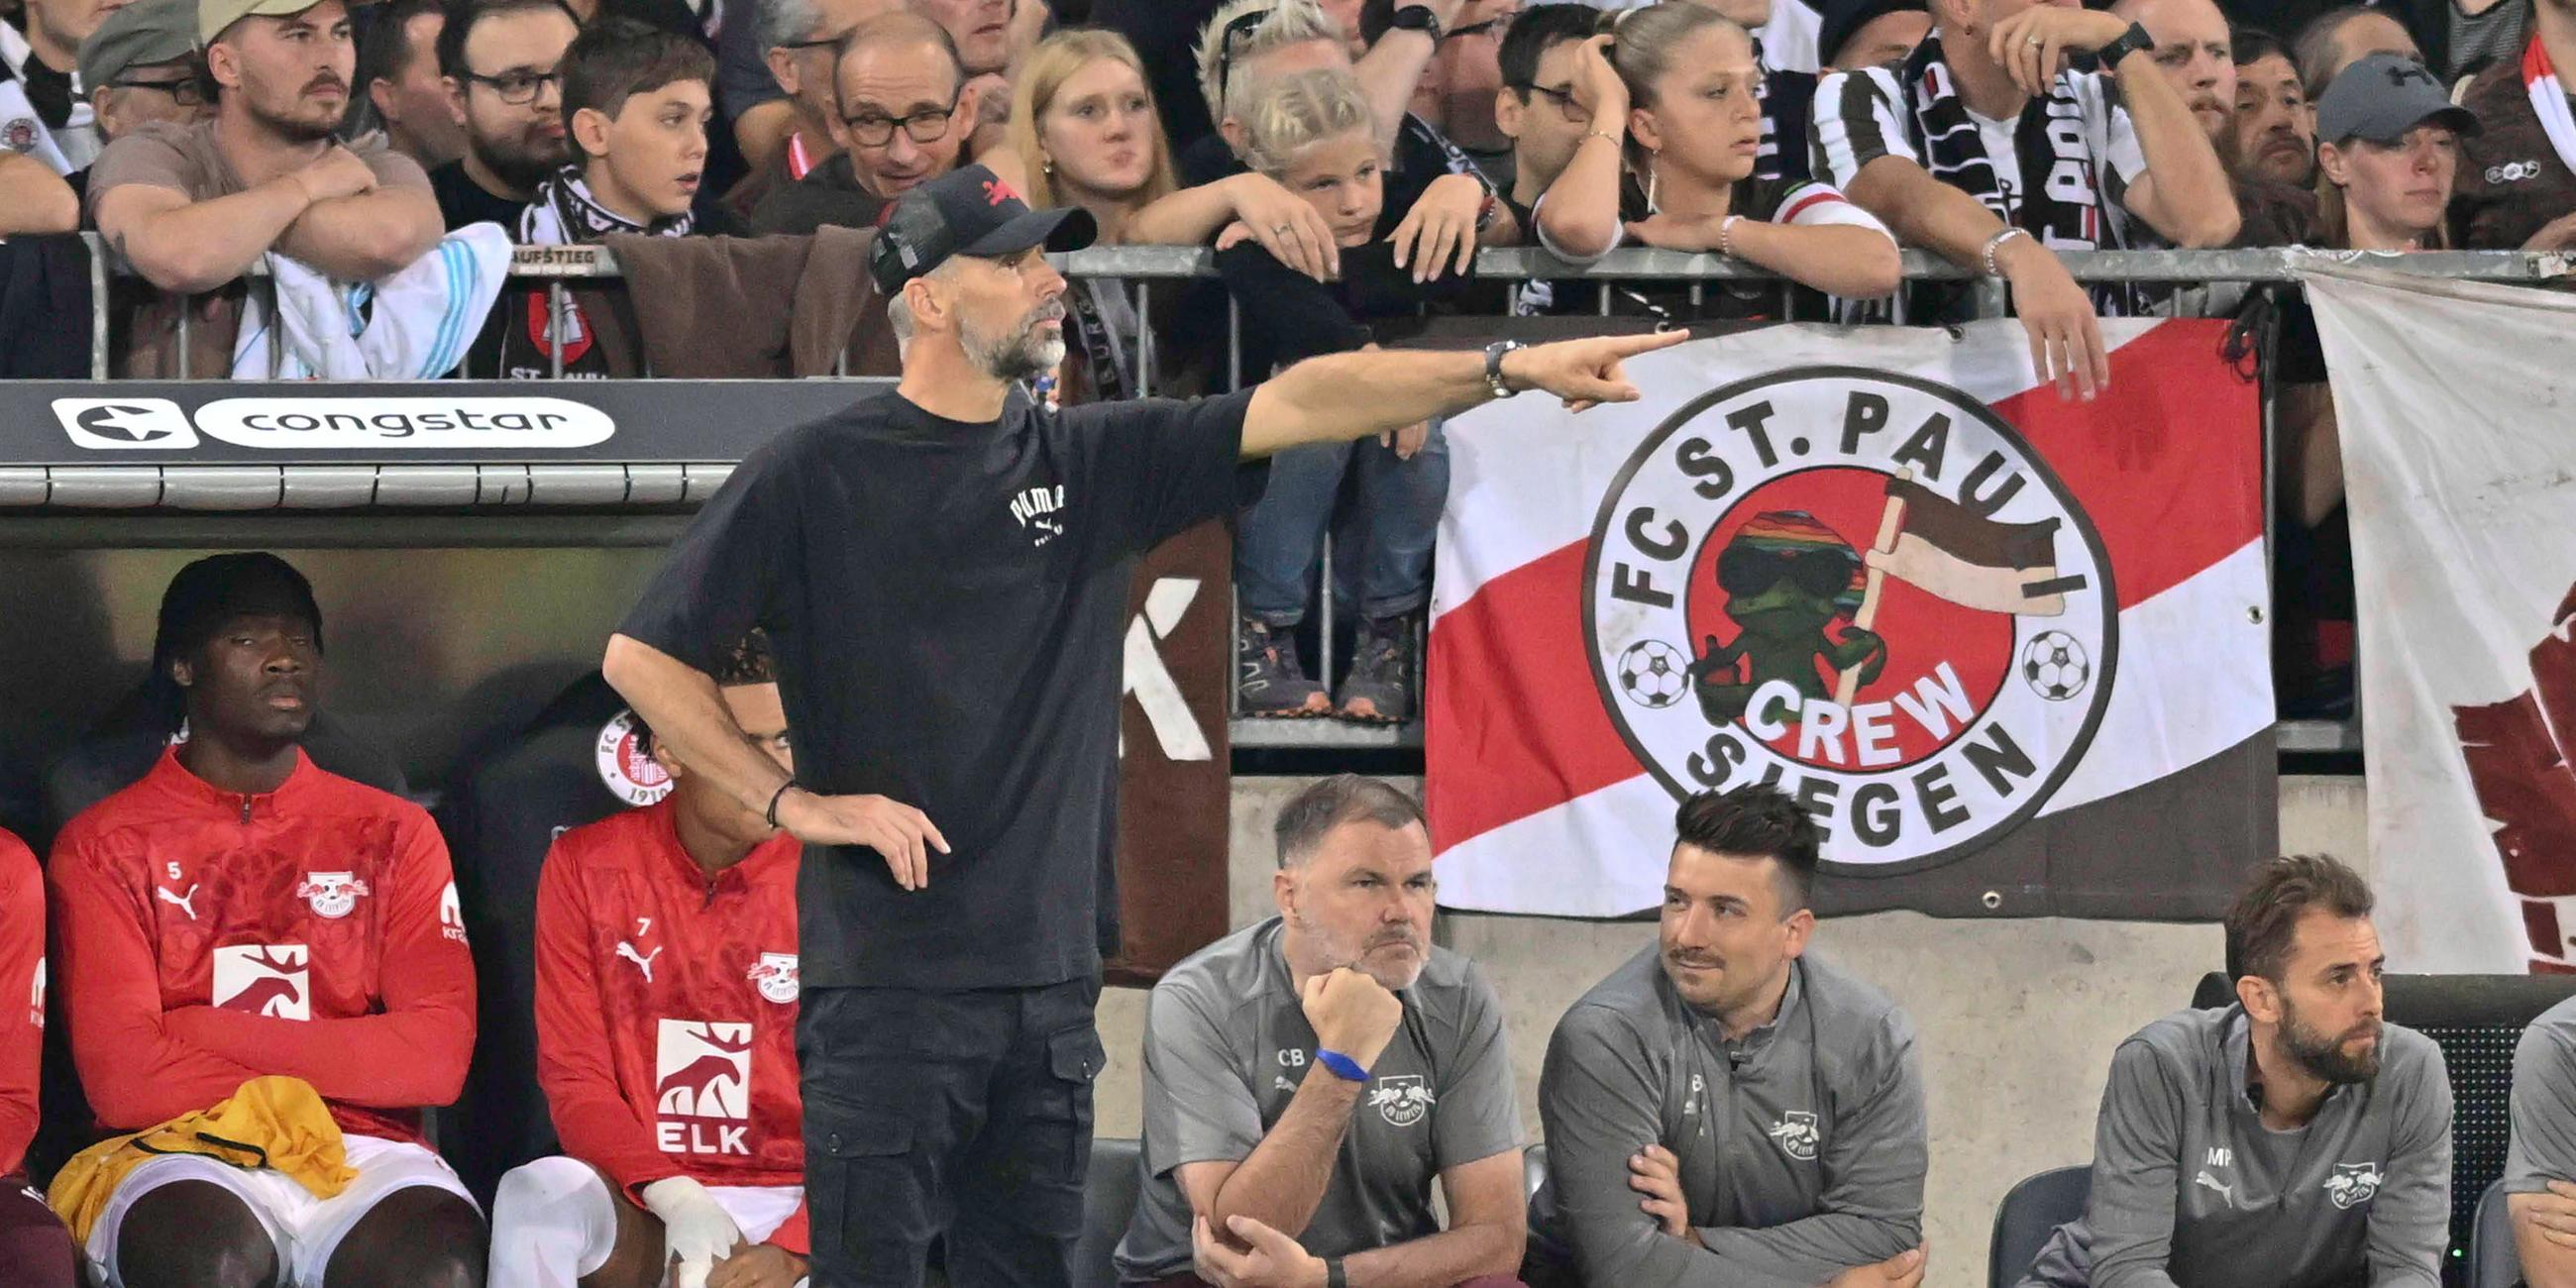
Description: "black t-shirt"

(1217, 240), (1477, 377)
(430, 161), (533, 232)
(617, 385), (1263, 991)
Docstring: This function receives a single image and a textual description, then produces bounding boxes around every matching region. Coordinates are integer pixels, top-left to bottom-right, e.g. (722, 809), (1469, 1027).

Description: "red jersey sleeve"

(163, 808), (477, 1107)
(765, 1201), (809, 1256)
(533, 831), (682, 1200)
(0, 831), (43, 1175)
(49, 825), (268, 1128)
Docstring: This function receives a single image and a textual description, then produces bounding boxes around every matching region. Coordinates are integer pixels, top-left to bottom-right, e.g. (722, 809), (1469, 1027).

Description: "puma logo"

(157, 884), (199, 920)
(2195, 1169), (2236, 1208)
(615, 941), (663, 982)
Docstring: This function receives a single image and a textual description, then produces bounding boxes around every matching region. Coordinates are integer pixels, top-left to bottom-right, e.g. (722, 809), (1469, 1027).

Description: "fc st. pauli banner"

(1427, 320), (2275, 919)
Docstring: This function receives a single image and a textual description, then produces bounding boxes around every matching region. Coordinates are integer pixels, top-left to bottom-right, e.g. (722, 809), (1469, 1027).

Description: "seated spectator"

(69, 0), (208, 206)
(1112, 776), (1526, 1288)
(1810, 0), (2238, 399)
(496, 15), (724, 377)
(2018, 854), (2451, 1287)
(2, 0), (112, 173)
(717, 0), (899, 223)
(0, 826), (76, 1288)
(1556, 5), (1898, 316)
(47, 552), (483, 1288)
(359, 0), (466, 167)
(2230, 27), (2314, 187)
(998, 28), (1179, 402)
(2505, 992), (2576, 1282)
(487, 634), (807, 1288)
(2451, 0), (2576, 250)
(431, 0), (580, 230)
(0, 149), (77, 231)
(748, 9), (969, 233)
(88, 0), (444, 297)
(1224, 67), (1471, 722)
(2293, 5), (2423, 93)
(1187, 0), (1514, 260)
(1531, 786), (1927, 1288)
(2272, 55), (2475, 715)
(1821, 0), (1929, 70)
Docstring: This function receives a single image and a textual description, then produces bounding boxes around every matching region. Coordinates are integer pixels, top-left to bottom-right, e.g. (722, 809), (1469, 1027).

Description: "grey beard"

(964, 312), (1066, 384)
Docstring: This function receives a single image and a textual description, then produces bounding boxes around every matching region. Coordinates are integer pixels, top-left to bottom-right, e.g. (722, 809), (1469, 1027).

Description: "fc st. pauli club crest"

(1585, 368), (2116, 874)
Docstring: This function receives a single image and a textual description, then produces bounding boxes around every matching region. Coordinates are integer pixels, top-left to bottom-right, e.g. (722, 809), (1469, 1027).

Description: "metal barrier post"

(175, 295), (190, 379)
(549, 280), (567, 379)
(1132, 280), (1152, 397)
(89, 247), (108, 378)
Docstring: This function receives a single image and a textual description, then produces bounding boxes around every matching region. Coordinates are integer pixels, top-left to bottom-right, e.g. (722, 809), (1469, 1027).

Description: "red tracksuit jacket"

(2, 828), (40, 1177)
(533, 802), (807, 1253)
(48, 748), (476, 1143)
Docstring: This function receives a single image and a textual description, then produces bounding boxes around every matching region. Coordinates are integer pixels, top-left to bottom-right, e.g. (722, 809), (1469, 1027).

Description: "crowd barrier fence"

(51, 237), (2576, 756)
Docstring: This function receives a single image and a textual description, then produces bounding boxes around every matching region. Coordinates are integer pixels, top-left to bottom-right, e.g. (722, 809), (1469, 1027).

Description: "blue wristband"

(1315, 1048), (1369, 1082)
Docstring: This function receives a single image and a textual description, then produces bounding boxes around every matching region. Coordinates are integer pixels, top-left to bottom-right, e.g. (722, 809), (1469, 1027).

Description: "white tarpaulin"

(2308, 262), (2576, 972)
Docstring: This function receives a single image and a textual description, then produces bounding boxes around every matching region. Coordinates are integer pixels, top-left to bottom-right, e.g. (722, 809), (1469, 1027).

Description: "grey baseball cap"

(2315, 53), (2479, 144)
(80, 0), (199, 92)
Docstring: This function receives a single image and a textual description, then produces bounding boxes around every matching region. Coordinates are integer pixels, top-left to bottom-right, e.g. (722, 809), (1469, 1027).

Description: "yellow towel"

(47, 1075), (360, 1242)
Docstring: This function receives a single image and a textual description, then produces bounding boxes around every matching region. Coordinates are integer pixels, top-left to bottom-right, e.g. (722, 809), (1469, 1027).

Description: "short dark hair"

(2225, 854), (2376, 984)
(359, 0), (445, 91)
(1672, 784), (1820, 912)
(1274, 774), (1428, 868)
(1499, 2), (1599, 93)
(2292, 5), (2401, 94)
(633, 630), (776, 754)
(562, 16), (714, 158)
(2230, 24), (2288, 67)
(437, 0), (581, 80)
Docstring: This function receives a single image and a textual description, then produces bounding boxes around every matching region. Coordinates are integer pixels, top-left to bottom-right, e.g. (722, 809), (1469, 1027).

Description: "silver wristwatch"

(1484, 340), (1526, 398)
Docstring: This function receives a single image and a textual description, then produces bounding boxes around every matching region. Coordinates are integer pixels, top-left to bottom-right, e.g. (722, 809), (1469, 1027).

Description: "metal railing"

(58, 237), (2576, 752)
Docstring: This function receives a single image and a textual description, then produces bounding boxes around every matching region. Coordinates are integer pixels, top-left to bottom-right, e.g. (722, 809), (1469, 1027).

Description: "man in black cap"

(603, 162), (1682, 1287)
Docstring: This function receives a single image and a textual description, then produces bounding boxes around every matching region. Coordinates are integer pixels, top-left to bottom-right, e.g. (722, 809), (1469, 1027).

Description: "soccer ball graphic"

(1618, 639), (1692, 709)
(2021, 631), (2091, 701)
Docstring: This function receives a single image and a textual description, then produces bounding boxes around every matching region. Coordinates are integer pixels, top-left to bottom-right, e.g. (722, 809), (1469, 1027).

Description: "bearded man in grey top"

(2501, 993), (2576, 1285)
(2020, 853), (2453, 1288)
(1115, 775), (1528, 1288)
(1533, 785), (1930, 1288)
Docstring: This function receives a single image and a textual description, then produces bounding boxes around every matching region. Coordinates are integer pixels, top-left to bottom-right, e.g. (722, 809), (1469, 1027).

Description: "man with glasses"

(1490, 0), (1600, 314)
(748, 8), (970, 234)
(68, 0), (207, 207)
(430, 0), (580, 230)
(718, 0), (900, 224)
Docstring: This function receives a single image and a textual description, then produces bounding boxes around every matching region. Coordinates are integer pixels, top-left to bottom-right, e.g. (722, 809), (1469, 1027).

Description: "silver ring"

(1273, 223), (1295, 236)
(2027, 34), (2042, 45)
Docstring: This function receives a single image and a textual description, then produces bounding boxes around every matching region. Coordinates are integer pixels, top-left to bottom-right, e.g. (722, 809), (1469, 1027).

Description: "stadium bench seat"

(2472, 1177), (2519, 1288)
(1988, 1164), (2090, 1288)
(1077, 1136), (1143, 1288)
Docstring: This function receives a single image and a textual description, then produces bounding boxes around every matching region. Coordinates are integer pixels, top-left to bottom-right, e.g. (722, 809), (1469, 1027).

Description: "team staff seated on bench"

(1529, 786), (1930, 1288)
(1114, 775), (1529, 1288)
(2503, 987), (2576, 1283)
(2018, 854), (2453, 1288)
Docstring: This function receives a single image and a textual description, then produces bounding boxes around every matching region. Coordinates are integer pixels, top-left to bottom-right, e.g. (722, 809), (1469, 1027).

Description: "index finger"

(2079, 313), (2109, 398)
(1605, 329), (1692, 359)
(916, 809), (951, 855)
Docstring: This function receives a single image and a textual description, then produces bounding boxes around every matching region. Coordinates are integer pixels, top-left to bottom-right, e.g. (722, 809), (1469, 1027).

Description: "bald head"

(2113, 0), (2235, 141)
(833, 10), (971, 198)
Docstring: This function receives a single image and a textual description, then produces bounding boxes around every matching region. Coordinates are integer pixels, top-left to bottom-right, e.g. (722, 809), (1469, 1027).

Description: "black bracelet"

(764, 780), (798, 827)
(1325, 1257), (1348, 1288)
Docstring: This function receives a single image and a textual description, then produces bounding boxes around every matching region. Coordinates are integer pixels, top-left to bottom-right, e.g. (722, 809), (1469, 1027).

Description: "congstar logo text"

(51, 397), (614, 451)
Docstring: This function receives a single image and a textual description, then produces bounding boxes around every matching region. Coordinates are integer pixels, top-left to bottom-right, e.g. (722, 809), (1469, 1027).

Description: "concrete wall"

(1093, 774), (2371, 1288)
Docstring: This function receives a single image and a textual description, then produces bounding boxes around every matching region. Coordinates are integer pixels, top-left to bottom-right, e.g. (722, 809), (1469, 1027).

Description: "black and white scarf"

(1899, 34), (2149, 313)
(1901, 34), (2115, 253)
(514, 165), (695, 246)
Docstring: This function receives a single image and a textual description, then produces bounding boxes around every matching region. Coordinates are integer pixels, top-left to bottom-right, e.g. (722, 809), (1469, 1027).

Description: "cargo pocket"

(1036, 1025), (1106, 1184)
(811, 1103), (918, 1263)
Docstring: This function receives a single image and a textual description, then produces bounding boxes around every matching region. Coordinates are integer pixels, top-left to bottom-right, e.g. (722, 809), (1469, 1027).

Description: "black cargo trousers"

(800, 977), (1106, 1287)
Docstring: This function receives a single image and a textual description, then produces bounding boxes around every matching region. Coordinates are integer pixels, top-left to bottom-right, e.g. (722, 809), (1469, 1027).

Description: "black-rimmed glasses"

(841, 95), (960, 147)
(461, 67), (562, 105)
(1520, 82), (1585, 122)
(110, 75), (205, 105)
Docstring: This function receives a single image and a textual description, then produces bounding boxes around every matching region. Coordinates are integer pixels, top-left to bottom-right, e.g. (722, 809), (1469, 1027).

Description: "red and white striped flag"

(1426, 319), (2272, 917)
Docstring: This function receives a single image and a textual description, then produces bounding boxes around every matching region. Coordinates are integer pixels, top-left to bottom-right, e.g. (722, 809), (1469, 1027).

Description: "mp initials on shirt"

(1010, 483), (1068, 547)
(656, 1019), (754, 1156)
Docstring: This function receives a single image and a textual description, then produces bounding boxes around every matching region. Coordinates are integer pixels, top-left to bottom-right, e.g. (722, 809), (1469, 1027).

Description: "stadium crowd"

(0, 0), (2568, 719)
(0, 0), (2573, 1282)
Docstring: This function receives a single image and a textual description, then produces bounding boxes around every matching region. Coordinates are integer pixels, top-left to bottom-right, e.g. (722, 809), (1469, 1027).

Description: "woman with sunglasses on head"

(1531, 4), (1900, 320)
(2270, 53), (2477, 715)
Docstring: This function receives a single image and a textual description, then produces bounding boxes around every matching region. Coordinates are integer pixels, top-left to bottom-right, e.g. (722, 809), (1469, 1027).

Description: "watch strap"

(2101, 21), (2155, 65)
(1390, 4), (1442, 40)
(1326, 1257), (1349, 1288)
(1483, 340), (1524, 398)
